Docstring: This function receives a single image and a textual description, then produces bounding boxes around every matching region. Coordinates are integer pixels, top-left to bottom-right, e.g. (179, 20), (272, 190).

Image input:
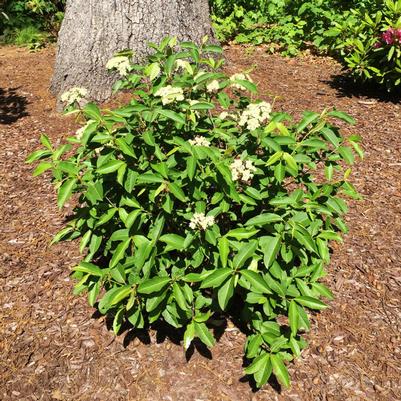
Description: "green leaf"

(73, 262), (103, 277)
(200, 268), (232, 288)
(296, 111), (320, 132)
(83, 103), (102, 121)
(245, 213), (282, 227)
(259, 236), (281, 268)
(246, 335), (263, 358)
(232, 79), (257, 93)
(288, 300), (299, 336)
(295, 296), (327, 310)
(109, 238), (131, 268)
(183, 322), (195, 350)
(338, 146), (355, 165)
(33, 162), (52, 176)
(57, 178), (77, 209)
(168, 182), (186, 202)
(226, 228), (259, 240)
(97, 160), (126, 175)
(40, 134), (52, 150)
(88, 280), (100, 306)
(321, 127), (340, 148)
(79, 230), (92, 253)
(297, 304), (310, 331)
(194, 322), (215, 348)
(289, 336), (301, 357)
(218, 237), (229, 268)
(115, 138), (136, 157)
(217, 276), (235, 311)
(233, 241), (258, 269)
(186, 156), (197, 180)
(145, 62), (161, 81)
(138, 276), (171, 294)
(240, 270), (272, 294)
(189, 101), (215, 110)
(270, 354), (290, 388)
(159, 234), (186, 250)
(173, 282), (188, 310)
(96, 207), (117, 227)
(327, 110), (355, 125)
(110, 285), (132, 306)
(137, 173), (164, 184)
(157, 109), (186, 125)
(254, 354), (273, 387)
(311, 283), (334, 300)
(113, 307), (124, 335)
(26, 149), (52, 163)
(244, 352), (269, 375)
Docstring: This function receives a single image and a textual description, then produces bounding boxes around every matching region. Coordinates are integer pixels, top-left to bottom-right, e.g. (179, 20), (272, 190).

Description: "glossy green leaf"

(295, 296), (328, 310)
(259, 236), (281, 268)
(245, 213), (282, 227)
(200, 268), (232, 288)
(240, 270), (272, 294)
(138, 276), (171, 294)
(270, 354), (290, 388)
(57, 178), (77, 209)
(217, 276), (235, 310)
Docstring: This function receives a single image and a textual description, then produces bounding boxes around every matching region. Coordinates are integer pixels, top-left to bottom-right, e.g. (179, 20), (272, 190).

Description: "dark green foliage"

(210, 0), (401, 90)
(210, 0), (380, 55)
(0, 0), (65, 46)
(330, 0), (401, 91)
(28, 39), (362, 388)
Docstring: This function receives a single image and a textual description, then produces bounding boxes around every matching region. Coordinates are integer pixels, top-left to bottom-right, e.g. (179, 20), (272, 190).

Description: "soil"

(0, 44), (400, 401)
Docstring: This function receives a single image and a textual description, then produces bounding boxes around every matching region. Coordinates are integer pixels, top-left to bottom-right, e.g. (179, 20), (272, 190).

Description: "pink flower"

(382, 28), (395, 45)
(380, 28), (401, 46)
(374, 41), (382, 49)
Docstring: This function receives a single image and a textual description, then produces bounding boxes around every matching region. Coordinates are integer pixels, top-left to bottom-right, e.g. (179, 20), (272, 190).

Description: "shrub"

(27, 38), (362, 388)
(0, 0), (65, 44)
(330, 0), (401, 91)
(209, 0), (380, 56)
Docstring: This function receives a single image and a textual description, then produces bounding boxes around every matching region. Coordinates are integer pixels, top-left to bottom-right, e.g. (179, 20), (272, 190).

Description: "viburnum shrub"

(330, 0), (401, 91)
(27, 37), (362, 388)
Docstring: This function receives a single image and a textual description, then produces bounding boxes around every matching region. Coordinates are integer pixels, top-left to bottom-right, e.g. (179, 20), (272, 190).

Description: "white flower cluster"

(106, 56), (131, 77)
(189, 212), (215, 230)
(188, 136), (210, 147)
(206, 80), (220, 93)
(218, 111), (238, 121)
(230, 158), (257, 182)
(60, 87), (88, 105)
(75, 119), (94, 140)
(154, 85), (184, 105)
(238, 101), (272, 131)
(229, 73), (253, 90)
(175, 59), (192, 72)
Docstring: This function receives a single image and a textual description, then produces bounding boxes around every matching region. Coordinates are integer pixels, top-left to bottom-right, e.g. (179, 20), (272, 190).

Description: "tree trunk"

(50, 0), (214, 106)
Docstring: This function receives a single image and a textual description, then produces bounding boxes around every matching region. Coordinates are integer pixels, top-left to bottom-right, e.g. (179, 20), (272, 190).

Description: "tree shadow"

(0, 87), (29, 124)
(323, 74), (401, 104)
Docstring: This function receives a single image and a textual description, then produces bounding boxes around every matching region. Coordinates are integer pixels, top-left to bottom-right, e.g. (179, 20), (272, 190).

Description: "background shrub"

(330, 0), (401, 91)
(28, 38), (362, 388)
(0, 0), (65, 46)
(210, 0), (380, 55)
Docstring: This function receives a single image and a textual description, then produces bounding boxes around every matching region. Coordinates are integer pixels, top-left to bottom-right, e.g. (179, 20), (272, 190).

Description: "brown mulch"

(1, 44), (400, 401)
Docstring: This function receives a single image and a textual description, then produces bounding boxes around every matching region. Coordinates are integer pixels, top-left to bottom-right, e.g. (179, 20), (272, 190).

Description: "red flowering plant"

(375, 27), (401, 47)
(333, 0), (401, 91)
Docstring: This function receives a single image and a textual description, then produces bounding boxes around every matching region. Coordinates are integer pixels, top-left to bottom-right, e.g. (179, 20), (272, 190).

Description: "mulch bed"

(0, 44), (400, 401)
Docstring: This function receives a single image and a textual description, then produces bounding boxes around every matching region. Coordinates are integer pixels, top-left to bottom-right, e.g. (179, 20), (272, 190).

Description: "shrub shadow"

(0, 87), (29, 124)
(323, 74), (401, 104)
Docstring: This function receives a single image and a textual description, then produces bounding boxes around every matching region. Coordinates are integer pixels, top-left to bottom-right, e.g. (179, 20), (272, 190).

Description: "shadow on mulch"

(324, 74), (401, 104)
(0, 87), (29, 124)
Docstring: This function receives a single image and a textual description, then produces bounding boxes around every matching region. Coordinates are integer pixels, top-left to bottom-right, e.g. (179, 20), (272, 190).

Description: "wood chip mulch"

(0, 45), (400, 401)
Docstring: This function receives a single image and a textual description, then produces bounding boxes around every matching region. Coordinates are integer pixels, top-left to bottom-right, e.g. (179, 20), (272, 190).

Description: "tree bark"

(50, 0), (214, 106)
